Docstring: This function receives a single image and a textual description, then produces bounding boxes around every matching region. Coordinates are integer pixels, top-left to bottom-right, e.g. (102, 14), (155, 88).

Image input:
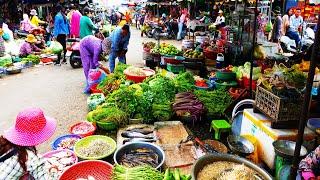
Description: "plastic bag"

(84, 69), (106, 93)
(265, 21), (273, 33)
(49, 41), (63, 54)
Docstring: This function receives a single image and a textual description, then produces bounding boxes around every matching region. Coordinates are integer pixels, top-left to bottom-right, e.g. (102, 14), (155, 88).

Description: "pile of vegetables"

(0, 55), (12, 67)
(143, 41), (156, 52)
(87, 106), (128, 126)
(21, 54), (40, 65)
(183, 49), (204, 59)
(232, 62), (262, 80)
(173, 72), (195, 92)
(163, 168), (191, 180)
(194, 89), (232, 117)
(173, 92), (205, 124)
(258, 63), (307, 98)
(112, 165), (163, 180)
(151, 43), (182, 56)
(87, 93), (105, 111)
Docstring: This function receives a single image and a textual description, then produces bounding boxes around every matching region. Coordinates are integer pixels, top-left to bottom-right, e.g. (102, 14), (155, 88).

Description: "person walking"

(287, 8), (303, 47)
(271, 7), (283, 43)
(109, 24), (130, 73)
(53, 5), (70, 65)
(69, 5), (82, 38)
(177, 9), (187, 40)
(80, 7), (97, 39)
(282, 8), (293, 35)
(79, 35), (111, 93)
(0, 108), (56, 180)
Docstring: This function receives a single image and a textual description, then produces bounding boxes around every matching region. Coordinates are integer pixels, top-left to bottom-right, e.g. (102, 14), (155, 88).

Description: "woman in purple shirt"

(80, 35), (111, 93)
(19, 34), (41, 57)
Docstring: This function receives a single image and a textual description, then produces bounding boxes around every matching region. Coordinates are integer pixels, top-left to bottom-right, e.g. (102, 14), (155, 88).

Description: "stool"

(210, 120), (231, 140)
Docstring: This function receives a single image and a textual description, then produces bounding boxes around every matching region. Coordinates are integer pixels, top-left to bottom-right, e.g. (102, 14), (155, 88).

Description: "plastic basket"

(59, 160), (113, 180)
(167, 63), (185, 73)
(96, 121), (118, 131)
(70, 121), (96, 137)
(254, 86), (303, 122)
(52, 134), (82, 150)
(164, 56), (182, 65)
(74, 135), (117, 160)
(90, 84), (102, 94)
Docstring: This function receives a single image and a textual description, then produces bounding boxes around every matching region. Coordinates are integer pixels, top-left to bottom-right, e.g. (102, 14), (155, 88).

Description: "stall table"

(240, 109), (316, 169)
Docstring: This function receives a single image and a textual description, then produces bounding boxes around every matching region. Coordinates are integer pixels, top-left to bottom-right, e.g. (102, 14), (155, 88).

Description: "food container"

(214, 80), (237, 89)
(6, 67), (22, 74)
(124, 68), (155, 83)
(227, 135), (254, 157)
(114, 142), (165, 169)
(96, 121), (118, 131)
(192, 154), (272, 180)
(90, 84), (103, 94)
(52, 134), (82, 150)
(216, 71), (236, 81)
(195, 81), (214, 90)
(74, 135), (117, 160)
(69, 121), (96, 137)
(59, 160), (113, 180)
(167, 63), (185, 73)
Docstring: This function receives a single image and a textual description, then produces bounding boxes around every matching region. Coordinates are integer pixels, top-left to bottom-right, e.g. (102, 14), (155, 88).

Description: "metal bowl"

(272, 140), (308, 158)
(227, 135), (254, 157)
(113, 142), (165, 169)
(6, 67), (22, 74)
(192, 154), (273, 180)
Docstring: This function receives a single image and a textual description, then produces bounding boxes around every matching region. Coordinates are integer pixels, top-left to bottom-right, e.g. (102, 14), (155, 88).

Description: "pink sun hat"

(4, 108), (57, 146)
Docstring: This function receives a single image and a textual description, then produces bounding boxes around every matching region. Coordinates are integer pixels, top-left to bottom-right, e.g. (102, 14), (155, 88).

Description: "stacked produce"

(183, 49), (204, 59)
(21, 54), (40, 65)
(232, 62), (262, 81)
(194, 89), (232, 117)
(151, 43), (182, 56)
(143, 41), (156, 52)
(173, 92), (205, 123)
(173, 72), (195, 93)
(258, 63), (307, 98)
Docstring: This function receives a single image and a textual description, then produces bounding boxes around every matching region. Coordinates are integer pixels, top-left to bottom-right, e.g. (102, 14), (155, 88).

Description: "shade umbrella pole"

(249, 0), (259, 98)
(157, 0), (160, 46)
(290, 13), (320, 179)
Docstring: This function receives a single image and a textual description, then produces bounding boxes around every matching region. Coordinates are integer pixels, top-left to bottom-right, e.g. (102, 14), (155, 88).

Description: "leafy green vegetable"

(174, 72), (195, 92)
(112, 165), (163, 180)
(87, 106), (127, 126)
(194, 89), (232, 117)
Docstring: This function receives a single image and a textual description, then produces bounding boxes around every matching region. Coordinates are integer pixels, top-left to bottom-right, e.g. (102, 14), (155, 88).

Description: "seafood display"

(43, 150), (77, 178)
(77, 139), (113, 158)
(57, 137), (80, 150)
(121, 127), (156, 144)
(119, 148), (160, 168)
(71, 122), (95, 135)
(197, 161), (261, 180)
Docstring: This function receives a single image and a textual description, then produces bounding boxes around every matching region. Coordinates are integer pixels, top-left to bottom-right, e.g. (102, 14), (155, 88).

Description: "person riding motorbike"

(30, 9), (46, 27)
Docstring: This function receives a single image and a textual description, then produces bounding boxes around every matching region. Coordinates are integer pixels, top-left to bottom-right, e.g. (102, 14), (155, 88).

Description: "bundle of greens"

(147, 75), (176, 104)
(194, 89), (232, 117)
(163, 168), (191, 180)
(112, 165), (163, 180)
(152, 102), (172, 121)
(174, 72), (195, 93)
(86, 106), (128, 126)
(97, 74), (123, 95)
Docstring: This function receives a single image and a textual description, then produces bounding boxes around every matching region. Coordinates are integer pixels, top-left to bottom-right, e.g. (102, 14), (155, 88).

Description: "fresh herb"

(112, 165), (163, 180)
(174, 72), (195, 93)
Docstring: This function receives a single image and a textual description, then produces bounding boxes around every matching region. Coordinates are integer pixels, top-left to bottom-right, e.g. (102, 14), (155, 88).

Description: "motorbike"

(66, 38), (82, 68)
(280, 27), (314, 54)
(149, 20), (177, 40)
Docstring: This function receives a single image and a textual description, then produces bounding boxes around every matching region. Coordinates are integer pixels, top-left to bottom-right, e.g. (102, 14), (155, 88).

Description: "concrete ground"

(0, 28), (181, 153)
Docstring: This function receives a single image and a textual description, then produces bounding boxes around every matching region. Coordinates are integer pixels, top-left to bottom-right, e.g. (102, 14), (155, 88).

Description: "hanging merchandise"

(265, 20), (273, 33)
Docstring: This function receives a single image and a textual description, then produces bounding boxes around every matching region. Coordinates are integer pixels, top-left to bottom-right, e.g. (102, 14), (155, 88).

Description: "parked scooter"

(67, 38), (81, 68)
(150, 20), (176, 40)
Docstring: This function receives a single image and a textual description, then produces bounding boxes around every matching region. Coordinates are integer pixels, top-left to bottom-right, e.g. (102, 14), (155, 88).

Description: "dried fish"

(119, 148), (159, 168)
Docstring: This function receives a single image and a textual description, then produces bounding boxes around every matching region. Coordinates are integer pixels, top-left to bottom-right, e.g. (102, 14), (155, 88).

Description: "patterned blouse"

(299, 145), (320, 180)
(0, 149), (50, 180)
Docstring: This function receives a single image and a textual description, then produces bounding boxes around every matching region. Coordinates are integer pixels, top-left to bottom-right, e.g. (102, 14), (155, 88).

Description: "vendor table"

(240, 109), (316, 169)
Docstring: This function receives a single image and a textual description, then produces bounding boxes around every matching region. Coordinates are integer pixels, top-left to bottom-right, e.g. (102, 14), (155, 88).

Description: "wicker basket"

(254, 86), (303, 122)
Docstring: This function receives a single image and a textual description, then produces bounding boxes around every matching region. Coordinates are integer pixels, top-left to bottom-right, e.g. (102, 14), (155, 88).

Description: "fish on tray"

(123, 138), (157, 144)
(125, 128), (154, 135)
(121, 131), (154, 139)
(119, 148), (159, 168)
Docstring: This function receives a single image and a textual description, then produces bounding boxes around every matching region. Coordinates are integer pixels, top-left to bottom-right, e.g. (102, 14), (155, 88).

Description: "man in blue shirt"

(53, 5), (70, 65)
(286, 8), (303, 47)
(109, 24), (130, 72)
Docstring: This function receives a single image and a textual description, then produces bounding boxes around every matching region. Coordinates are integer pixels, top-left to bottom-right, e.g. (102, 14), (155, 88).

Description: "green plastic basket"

(74, 135), (116, 160)
(96, 121), (118, 131)
(167, 63), (185, 73)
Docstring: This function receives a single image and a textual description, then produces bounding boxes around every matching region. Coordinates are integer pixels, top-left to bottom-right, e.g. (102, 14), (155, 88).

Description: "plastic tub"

(70, 121), (96, 137)
(52, 134), (82, 150)
(96, 121), (118, 131)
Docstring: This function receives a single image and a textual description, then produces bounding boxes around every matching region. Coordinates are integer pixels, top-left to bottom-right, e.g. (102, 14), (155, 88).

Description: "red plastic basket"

(90, 84), (102, 94)
(41, 58), (53, 63)
(124, 68), (155, 83)
(243, 77), (257, 90)
(69, 121), (96, 137)
(59, 160), (113, 180)
(164, 57), (181, 64)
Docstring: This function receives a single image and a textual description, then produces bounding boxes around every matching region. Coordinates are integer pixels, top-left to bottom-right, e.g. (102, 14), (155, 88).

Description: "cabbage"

(49, 41), (63, 54)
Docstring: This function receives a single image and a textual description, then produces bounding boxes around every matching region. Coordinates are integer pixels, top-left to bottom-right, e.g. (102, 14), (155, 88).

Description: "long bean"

(112, 165), (163, 180)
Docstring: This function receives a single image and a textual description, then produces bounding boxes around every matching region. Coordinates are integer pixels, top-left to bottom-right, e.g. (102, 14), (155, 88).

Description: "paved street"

(0, 28), (181, 153)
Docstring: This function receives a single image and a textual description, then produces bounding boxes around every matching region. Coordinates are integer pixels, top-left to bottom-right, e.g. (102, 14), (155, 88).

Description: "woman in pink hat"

(0, 108), (57, 179)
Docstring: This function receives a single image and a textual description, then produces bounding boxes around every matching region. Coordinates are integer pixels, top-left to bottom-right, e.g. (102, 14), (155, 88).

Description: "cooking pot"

(216, 53), (224, 62)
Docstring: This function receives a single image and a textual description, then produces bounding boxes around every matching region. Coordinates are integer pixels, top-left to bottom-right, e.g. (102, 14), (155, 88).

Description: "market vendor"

(20, 14), (36, 33)
(19, 34), (41, 57)
(0, 28), (5, 57)
(0, 108), (56, 179)
(287, 8), (303, 47)
(299, 145), (320, 180)
(30, 9), (46, 27)
(79, 35), (111, 93)
(109, 24), (130, 73)
(214, 10), (226, 29)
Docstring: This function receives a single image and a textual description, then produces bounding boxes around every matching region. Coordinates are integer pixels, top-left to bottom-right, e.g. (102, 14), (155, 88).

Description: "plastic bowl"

(69, 121), (96, 137)
(52, 134), (82, 150)
(216, 71), (236, 81)
(195, 81), (214, 90)
(96, 121), (118, 131)
(114, 142), (165, 169)
(42, 149), (78, 164)
(74, 135), (117, 160)
(59, 160), (113, 180)
(124, 68), (155, 83)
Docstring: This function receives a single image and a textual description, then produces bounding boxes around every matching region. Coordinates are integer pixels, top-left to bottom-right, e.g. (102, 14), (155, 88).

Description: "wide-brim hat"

(218, 10), (223, 14)
(30, 9), (37, 16)
(4, 108), (57, 146)
(25, 34), (37, 43)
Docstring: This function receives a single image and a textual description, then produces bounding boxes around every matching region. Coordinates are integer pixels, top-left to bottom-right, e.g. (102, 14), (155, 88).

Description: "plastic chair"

(210, 120), (231, 140)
